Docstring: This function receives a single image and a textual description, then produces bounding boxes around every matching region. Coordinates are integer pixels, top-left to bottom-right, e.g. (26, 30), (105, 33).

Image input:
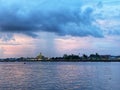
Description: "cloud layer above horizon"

(0, 0), (119, 40)
(0, 0), (120, 58)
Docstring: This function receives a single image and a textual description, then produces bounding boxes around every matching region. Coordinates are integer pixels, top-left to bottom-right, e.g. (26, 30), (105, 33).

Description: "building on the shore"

(100, 55), (111, 60)
(36, 53), (45, 60)
(116, 56), (120, 60)
(109, 56), (120, 60)
(27, 57), (37, 61)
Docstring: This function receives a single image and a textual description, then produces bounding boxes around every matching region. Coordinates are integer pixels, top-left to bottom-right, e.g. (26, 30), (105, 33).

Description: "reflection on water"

(0, 62), (119, 90)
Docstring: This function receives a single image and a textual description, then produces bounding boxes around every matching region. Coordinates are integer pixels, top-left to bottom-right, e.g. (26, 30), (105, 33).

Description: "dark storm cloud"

(0, 0), (104, 38)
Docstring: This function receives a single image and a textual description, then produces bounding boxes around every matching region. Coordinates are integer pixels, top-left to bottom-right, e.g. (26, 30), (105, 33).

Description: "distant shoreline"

(0, 59), (120, 62)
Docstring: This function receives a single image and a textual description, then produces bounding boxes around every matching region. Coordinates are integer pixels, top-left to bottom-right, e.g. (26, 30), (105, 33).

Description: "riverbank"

(0, 59), (120, 62)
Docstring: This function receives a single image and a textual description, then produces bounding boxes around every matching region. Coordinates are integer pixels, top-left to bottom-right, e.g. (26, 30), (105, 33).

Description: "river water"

(0, 62), (119, 90)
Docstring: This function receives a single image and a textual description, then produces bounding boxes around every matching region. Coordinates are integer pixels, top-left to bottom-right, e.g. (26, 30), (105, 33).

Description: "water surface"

(0, 62), (119, 90)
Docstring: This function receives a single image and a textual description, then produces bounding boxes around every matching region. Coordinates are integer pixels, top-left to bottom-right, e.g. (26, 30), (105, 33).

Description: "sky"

(0, 0), (120, 58)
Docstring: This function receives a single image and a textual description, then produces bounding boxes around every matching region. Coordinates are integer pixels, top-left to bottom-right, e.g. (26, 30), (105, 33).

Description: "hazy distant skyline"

(0, 0), (120, 58)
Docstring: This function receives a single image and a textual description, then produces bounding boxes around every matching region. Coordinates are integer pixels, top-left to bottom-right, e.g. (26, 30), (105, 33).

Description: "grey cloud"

(0, 43), (20, 46)
(0, 1), (104, 39)
(0, 33), (14, 41)
(97, 1), (103, 8)
(0, 47), (5, 57)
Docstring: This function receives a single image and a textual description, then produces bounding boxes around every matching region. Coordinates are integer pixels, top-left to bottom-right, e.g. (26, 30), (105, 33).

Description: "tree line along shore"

(0, 53), (120, 62)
